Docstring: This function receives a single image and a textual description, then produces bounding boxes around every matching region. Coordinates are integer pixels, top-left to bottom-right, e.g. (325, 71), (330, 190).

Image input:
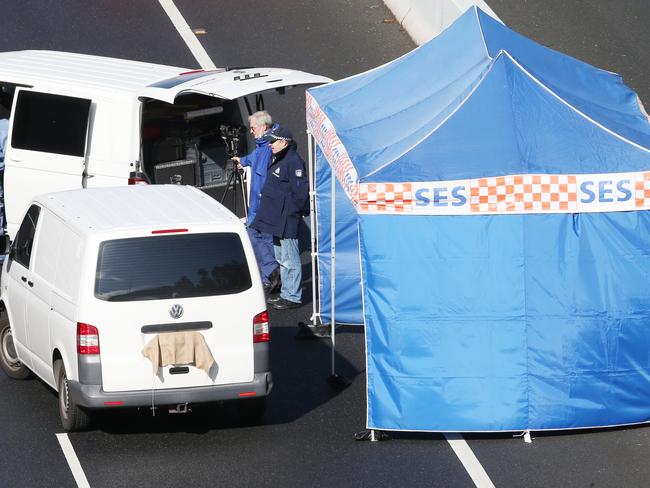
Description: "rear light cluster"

(77, 323), (100, 355)
(128, 171), (149, 185)
(253, 311), (270, 343)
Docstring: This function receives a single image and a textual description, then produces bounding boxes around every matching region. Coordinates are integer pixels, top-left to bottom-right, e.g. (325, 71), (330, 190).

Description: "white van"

(0, 184), (271, 431)
(0, 50), (330, 237)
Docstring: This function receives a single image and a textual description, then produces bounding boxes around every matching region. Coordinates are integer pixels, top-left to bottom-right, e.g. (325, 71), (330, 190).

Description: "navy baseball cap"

(263, 125), (293, 143)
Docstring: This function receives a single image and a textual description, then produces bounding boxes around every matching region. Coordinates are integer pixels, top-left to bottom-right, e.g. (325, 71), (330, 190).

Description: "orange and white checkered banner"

(306, 92), (359, 205)
(306, 94), (650, 215)
(359, 171), (650, 215)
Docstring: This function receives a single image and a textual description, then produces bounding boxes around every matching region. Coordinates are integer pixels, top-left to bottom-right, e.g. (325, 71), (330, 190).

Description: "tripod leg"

(239, 172), (248, 221)
(220, 170), (236, 205)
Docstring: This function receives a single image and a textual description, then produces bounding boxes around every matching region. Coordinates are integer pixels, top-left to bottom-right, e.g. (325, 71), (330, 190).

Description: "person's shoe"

(268, 267), (281, 294)
(272, 298), (302, 310)
(267, 295), (282, 304)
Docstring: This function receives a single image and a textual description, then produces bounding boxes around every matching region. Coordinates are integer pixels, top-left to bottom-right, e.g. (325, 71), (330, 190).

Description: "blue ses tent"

(305, 7), (650, 431)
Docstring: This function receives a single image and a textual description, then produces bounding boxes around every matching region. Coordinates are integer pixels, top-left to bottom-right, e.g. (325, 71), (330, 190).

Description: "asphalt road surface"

(1, 1), (650, 487)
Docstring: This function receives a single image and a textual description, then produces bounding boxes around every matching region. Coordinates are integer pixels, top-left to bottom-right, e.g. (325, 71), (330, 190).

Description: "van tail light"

(128, 171), (149, 185)
(77, 323), (100, 355)
(253, 311), (270, 343)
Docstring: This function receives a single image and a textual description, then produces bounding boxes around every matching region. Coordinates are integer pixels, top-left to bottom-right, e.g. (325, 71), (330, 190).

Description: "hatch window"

(95, 233), (252, 301)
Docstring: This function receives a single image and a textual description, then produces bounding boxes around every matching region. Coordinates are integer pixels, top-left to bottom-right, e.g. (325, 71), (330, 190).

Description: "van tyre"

(55, 360), (92, 432)
(0, 314), (32, 380)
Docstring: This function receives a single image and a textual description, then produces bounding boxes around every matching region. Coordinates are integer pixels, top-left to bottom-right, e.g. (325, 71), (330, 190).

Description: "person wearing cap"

(251, 126), (309, 310)
(232, 110), (280, 294)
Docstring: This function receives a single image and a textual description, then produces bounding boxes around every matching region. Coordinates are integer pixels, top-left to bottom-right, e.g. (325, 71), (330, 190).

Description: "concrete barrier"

(383, 0), (501, 45)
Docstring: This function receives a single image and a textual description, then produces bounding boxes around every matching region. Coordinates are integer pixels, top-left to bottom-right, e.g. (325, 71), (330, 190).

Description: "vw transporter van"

(0, 50), (331, 237)
(0, 184), (271, 431)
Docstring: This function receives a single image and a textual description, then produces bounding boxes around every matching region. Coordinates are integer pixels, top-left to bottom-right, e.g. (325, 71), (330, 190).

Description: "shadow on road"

(91, 321), (363, 435)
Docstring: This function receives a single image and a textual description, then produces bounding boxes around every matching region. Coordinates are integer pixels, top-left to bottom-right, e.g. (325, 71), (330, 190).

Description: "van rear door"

(89, 231), (261, 392)
(4, 89), (91, 237)
(138, 67), (332, 104)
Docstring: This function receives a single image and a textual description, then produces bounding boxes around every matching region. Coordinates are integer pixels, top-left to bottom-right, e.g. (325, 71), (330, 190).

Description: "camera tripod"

(220, 161), (248, 221)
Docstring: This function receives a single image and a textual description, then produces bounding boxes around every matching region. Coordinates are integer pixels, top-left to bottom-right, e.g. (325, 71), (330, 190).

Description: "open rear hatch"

(139, 67), (332, 104)
(137, 67), (332, 219)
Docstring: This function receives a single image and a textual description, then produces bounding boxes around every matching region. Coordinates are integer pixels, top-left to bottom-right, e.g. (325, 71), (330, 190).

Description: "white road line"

(158, 0), (216, 69)
(56, 433), (91, 488)
(445, 433), (496, 488)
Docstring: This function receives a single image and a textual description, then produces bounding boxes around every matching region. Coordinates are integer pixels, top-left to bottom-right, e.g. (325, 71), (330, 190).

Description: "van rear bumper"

(67, 372), (273, 409)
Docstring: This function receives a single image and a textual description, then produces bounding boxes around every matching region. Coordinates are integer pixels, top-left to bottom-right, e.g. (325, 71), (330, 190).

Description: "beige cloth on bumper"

(142, 331), (215, 374)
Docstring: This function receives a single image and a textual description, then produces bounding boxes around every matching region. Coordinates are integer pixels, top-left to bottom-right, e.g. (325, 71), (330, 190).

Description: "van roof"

(35, 185), (242, 234)
(0, 50), (185, 94)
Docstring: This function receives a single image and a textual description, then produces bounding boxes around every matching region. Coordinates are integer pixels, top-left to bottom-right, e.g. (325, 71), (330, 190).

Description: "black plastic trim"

(141, 321), (212, 333)
(77, 354), (102, 384)
(253, 342), (270, 373)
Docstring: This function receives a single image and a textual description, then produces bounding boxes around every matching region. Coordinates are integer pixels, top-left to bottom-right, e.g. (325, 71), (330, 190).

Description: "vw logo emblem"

(169, 304), (184, 319)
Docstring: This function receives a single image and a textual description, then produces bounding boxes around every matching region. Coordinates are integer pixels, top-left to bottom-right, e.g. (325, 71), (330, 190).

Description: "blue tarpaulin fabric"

(315, 147), (363, 325)
(307, 6), (650, 430)
(360, 212), (650, 430)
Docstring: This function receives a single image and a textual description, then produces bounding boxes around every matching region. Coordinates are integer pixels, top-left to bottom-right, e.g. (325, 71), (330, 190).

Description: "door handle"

(21, 276), (26, 282)
(27, 281), (34, 287)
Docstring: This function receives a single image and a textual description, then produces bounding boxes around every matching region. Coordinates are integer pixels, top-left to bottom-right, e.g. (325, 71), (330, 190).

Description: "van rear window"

(95, 233), (252, 301)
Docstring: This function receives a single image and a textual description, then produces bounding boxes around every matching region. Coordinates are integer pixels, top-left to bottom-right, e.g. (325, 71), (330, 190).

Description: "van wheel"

(55, 360), (92, 432)
(239, 397), (267, 424)
(0, 315), (32, 380)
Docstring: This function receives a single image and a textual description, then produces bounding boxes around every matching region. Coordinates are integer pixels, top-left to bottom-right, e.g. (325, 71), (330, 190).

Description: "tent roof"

(307, 7), (650, 182)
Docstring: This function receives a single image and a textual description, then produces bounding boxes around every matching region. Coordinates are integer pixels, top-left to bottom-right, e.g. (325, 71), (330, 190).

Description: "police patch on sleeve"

(295, 169), (304, 178)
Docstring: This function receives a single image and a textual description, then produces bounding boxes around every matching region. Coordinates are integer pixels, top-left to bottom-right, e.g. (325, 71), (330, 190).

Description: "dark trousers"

(247, 226), (278, 284)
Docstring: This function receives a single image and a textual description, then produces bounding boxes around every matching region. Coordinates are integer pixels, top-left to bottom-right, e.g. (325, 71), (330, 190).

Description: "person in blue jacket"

(252, 126), (309, 310)
(232, 110), (280, 293)
(0, 118), (7, 163)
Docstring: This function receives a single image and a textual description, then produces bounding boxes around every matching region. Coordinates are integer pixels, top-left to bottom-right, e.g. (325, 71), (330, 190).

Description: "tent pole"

(296, 130), (328, 341)
(330, 160), (336, 376)
(307, 130), (320, 326)
(325, 170), (350, 390)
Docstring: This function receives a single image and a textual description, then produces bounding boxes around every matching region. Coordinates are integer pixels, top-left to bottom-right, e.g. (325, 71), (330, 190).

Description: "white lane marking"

(56, 433), (91, 488)
(158, 0), (216, 69)
(445, 433), (496, 488)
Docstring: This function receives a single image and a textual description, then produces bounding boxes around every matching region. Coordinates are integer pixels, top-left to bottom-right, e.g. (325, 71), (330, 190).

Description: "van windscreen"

(95, 233), (252, 301)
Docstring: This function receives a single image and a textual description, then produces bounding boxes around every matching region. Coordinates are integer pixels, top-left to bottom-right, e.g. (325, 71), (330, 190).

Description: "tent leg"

(354, 429), (390, 442)
(326, 372), (351, 390)
(325, 161), (351, 390)
(296, 320), (331, 340)
(307, 131), (319, 321)
(524, 430), (532, 444)
(296, 131), (332, 342)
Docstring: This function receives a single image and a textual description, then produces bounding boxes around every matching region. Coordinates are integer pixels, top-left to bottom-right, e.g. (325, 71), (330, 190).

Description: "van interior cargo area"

(141, 95), (248, 218)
